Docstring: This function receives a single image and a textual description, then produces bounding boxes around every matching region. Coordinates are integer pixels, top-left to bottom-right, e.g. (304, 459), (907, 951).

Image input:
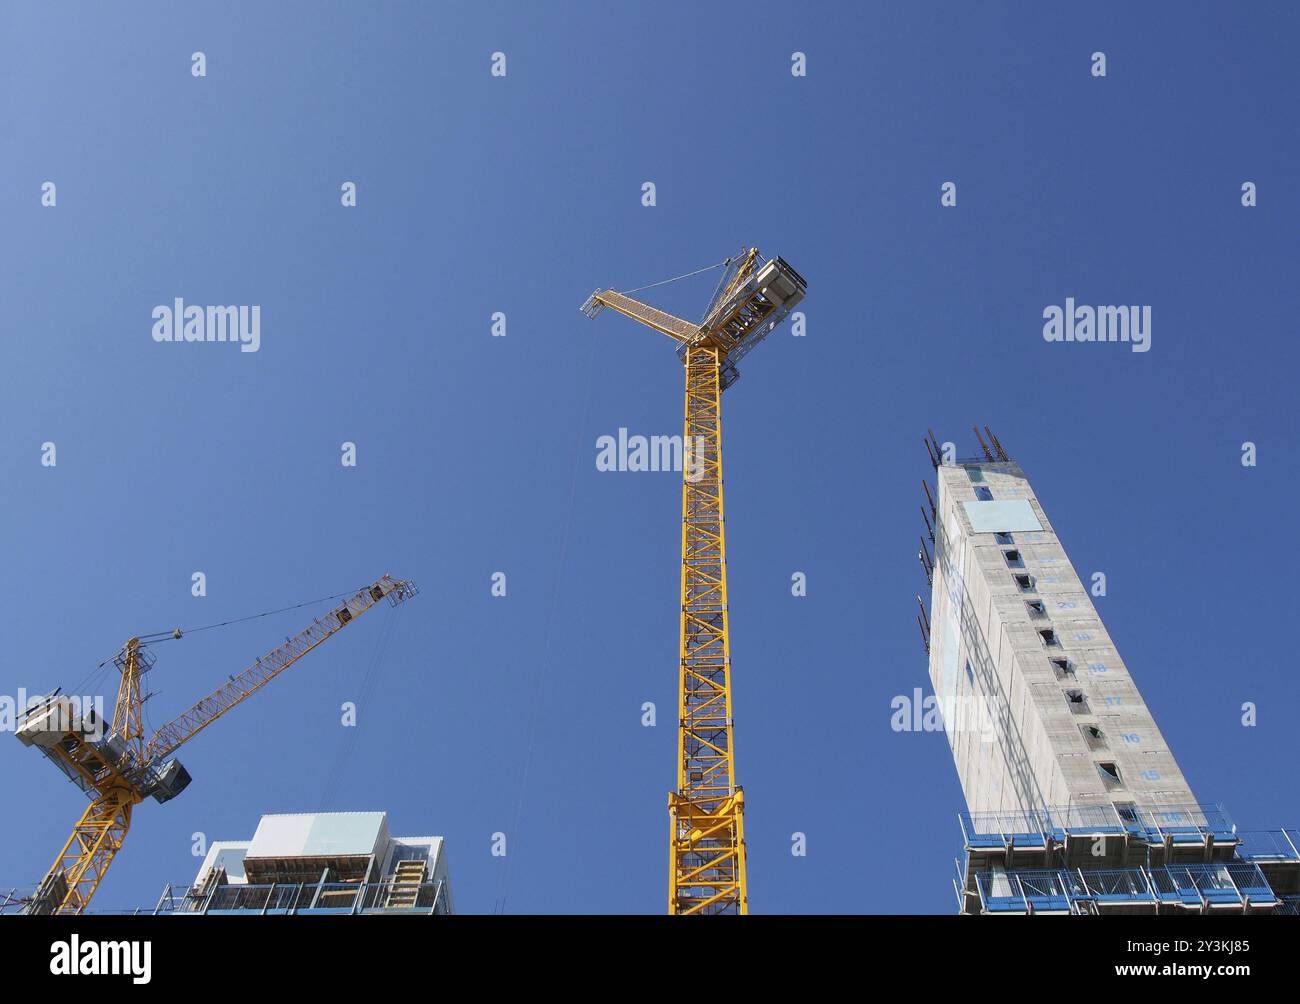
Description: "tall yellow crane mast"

(582, 248), (806, 914)
(16, 574), (418, 915)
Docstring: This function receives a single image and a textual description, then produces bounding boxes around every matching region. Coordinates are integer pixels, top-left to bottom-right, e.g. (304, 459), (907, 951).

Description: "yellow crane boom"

(16, 575), (417, 914)
(582, 248), (806, 915)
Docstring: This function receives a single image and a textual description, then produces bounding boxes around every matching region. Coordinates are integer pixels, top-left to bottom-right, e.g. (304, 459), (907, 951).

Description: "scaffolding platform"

(963, 862), (1278, 916)
(959, 802), (1239, 871)
(1235, 829), (1300, 895)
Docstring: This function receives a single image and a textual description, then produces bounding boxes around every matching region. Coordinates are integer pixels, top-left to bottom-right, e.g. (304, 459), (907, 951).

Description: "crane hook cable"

(317, 600), (401, 811)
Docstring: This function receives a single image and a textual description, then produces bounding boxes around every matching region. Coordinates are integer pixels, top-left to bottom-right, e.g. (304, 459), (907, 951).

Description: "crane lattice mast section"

(582, 248), (806, 915)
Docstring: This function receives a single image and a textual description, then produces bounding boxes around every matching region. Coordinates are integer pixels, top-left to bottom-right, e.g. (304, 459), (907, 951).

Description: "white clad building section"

(246, 811), (390, 860)
(191, 811), (454, 914)
(927, 460), (1195, 818)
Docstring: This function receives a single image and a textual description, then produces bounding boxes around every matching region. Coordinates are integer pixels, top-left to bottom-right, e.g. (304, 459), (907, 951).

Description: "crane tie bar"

(132, 586), (370, 647)
(618, 258), (730, 296)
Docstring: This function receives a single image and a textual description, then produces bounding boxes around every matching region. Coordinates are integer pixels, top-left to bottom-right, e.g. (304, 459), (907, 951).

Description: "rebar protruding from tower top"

(923, 429), (941, 469)
(983, 425), (1010, 462)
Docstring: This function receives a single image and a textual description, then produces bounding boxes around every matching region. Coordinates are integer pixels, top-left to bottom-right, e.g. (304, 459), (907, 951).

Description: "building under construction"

(919, 431), (1299, 914)
(152, 811), (453, 915)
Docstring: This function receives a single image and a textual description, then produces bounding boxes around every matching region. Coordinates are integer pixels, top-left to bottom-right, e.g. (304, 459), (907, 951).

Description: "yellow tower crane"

(582, 249), (806, 915)
(16, 574), (418, 914)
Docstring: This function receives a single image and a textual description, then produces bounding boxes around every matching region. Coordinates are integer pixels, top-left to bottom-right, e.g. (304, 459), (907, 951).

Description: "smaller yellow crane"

(16, 575), (417, 914)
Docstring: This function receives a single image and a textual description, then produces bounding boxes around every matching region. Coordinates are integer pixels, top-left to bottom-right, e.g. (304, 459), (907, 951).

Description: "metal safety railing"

(960, 802), (1237, 850)
(1139, 804), (1237, 844)
(1236, 829), (1300, 862)
(1149, 862), (1275, 906)
(1070, 868), (1158, 904)
(972, 862), (1277, 915)
(974, 869), (1074, 913)
(155, 877), (449, 915)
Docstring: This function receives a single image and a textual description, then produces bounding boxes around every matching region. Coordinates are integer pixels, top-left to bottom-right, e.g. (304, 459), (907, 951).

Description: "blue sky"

(2, 1), (1297, 914)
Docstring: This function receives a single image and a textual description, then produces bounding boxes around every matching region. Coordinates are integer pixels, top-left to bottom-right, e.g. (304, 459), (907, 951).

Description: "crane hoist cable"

(318, 602), (403, 811)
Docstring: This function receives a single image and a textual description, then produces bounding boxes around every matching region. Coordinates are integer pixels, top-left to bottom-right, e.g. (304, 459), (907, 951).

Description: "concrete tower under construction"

(920, 431), (1298, 915)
